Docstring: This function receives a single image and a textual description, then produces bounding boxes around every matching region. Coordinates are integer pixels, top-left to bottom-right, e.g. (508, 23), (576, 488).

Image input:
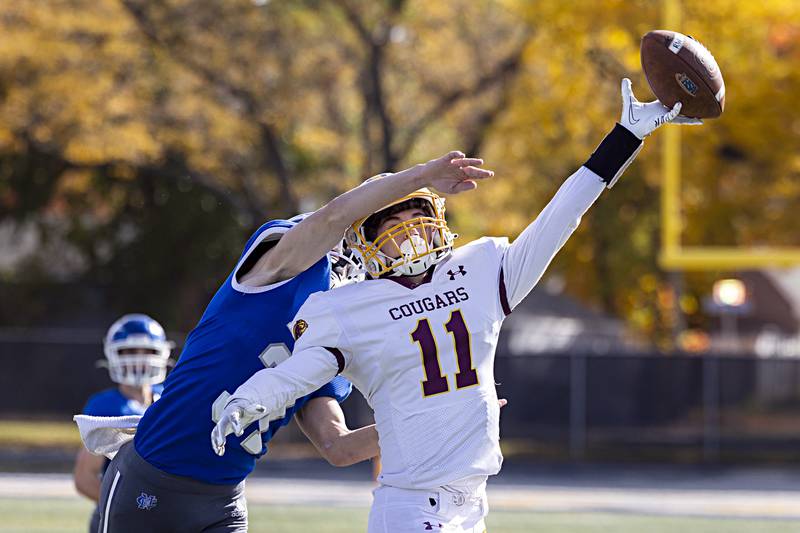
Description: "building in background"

(501, 279), (644, 357)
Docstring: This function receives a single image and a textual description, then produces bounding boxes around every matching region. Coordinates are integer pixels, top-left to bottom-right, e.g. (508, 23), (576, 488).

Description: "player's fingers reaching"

(212, 436), (224, 456)
(498, 398), (508, 408)
(230, 410), (243, 437)
(210, 400), (267, 456)
(232, 404), (267, 436)
(664, 101), (682, 123)
(211, 418), (231, 456)
(620, 89), (698, 138)
(450, 157), (484, 169)
(460, 165), (494, 180)
(449, 158), (494, 181)
(443, 150), (466, 161)
(450, 180), (477, 193)
(426, 151), (493, 195)
(621, 77), (637, 106)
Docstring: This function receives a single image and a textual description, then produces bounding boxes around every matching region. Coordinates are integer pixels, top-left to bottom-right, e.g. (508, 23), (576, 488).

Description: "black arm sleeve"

(583, 123), (643, 187)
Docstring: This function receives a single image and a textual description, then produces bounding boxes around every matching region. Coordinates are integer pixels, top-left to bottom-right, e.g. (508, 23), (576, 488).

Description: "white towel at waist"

(73, 414), (141, 459)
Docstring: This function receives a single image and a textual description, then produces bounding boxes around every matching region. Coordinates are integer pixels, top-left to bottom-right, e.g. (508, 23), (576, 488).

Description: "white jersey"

(231, 166), (607, 490)
(297, 237), (509, 489)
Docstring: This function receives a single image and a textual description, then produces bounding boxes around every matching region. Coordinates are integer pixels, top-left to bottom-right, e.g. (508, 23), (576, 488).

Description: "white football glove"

(211, 399), (267, 457)
(619, 78), (703, 139)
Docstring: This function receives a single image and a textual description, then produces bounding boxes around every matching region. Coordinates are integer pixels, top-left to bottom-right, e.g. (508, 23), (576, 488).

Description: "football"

(640, 30), (725, 118)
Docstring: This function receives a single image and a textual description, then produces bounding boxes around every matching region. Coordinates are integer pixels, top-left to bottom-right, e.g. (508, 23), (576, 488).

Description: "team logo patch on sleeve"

(292, 319), (308, 340)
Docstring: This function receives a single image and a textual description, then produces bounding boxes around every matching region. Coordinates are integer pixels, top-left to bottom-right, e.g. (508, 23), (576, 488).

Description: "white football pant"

(368, 483), (488, 533)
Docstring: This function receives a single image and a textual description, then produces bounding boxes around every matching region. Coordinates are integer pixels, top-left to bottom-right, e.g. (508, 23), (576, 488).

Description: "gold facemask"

(346, 189), (455, 278)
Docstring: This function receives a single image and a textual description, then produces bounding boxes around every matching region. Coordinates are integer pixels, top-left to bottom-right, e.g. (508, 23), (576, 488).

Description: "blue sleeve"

(231, 216), (323, 295)
(238, 217), (305, 262)
(82, 397), (101, 416)
(82, 392), (115, 417)
(308, 375), (352, 404)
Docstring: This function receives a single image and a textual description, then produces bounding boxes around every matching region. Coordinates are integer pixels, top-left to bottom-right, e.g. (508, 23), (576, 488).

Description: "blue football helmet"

(103, 314), (173, 386)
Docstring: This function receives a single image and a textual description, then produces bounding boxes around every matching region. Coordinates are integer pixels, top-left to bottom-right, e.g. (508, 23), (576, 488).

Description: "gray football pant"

(95, 442), (247, 533)
(89, 506), (100, 533)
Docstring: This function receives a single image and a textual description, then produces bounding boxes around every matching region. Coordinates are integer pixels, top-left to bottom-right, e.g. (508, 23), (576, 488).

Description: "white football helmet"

(103, 314), (173, 386)
(346, 180), (455, 278)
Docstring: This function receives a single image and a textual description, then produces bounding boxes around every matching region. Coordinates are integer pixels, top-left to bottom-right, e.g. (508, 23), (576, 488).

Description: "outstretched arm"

(295, 397), (379, 467)
(239, 152), (494, 287)
(500, 79), (702, 310)
(501, 167), (606, 310)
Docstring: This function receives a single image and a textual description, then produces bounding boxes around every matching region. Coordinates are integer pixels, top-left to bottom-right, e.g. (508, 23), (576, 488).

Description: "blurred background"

(1, 0), (800, 531)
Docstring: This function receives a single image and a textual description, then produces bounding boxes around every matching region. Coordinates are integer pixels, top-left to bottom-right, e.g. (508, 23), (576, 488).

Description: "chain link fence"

(2, 330), (799, 464)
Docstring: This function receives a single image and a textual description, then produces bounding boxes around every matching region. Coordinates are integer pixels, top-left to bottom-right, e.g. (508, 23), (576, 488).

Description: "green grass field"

(0, 420), (82, 448)
(2, 421), (799, 532)
(0, 497), (797, 533)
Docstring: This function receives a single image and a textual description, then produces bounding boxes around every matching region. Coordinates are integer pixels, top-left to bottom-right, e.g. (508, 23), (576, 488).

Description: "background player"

(90, 151), (494, 533)
(73, 314), (171, 533)
(212, 79), (702, 532)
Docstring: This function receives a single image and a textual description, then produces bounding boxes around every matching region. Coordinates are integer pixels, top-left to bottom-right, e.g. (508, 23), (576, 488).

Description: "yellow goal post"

(659, 1), (800, 271)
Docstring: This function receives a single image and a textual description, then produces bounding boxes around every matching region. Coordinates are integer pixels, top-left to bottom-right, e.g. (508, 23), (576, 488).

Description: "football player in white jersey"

(212, 79), (702, 532)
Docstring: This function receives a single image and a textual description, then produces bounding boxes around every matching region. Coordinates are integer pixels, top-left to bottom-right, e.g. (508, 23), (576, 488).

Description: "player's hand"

(211, 399), (267, 457)
(619, 78), (703, 139)
(422, 151), (495, 195)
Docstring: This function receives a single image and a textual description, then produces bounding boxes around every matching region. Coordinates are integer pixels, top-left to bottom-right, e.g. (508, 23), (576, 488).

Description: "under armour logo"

(423, 521), (442, 530)
(230, 501), (247, 519)
(136, 492), (158, 511)
(447, 265), (466, 280)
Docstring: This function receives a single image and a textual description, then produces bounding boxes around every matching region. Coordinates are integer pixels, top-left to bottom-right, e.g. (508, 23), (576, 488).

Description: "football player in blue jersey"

(90, 151), (493, 533)
(73, 314), (172, 533)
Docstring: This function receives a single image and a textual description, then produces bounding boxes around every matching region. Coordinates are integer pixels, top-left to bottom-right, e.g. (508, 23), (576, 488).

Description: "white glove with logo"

(619, 78), (703, 139)
(211, 399), (267, 457)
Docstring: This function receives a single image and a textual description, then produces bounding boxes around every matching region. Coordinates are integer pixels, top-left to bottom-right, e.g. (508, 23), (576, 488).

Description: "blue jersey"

(134, 218), (352, 485)
(83, 385), (163, 476)
(82, 385), (164, 418)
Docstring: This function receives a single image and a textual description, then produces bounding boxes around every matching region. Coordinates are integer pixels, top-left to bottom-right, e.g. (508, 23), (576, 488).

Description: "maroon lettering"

(446, 310), (478, 388)
(411, 319), (449, 396)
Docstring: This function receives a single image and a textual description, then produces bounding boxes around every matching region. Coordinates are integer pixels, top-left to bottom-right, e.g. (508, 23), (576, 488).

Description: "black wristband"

(583, 123), (643, 185)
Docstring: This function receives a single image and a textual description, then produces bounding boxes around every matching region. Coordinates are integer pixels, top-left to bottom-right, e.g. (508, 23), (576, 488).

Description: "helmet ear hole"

(431, 229), (442, 248)
(369, 258), (380, 273)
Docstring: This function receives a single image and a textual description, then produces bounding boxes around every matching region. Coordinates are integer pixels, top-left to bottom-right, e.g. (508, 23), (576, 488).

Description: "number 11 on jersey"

(411, 309), (478, 397)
